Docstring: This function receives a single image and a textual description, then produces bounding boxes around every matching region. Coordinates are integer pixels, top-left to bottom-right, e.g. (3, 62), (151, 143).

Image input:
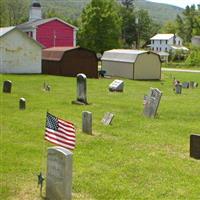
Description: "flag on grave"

(45, 112), (76, 150)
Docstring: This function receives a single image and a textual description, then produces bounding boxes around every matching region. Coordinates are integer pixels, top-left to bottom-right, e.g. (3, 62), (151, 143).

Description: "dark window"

(160, 40), (162, 44)
(166, 40), (168, 44)
(160, 47), (161, 51)
(165, 47), (167, 51)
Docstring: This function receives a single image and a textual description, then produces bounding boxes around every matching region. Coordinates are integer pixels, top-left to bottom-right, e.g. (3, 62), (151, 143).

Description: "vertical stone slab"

(175, 83), (182, 94)
(46, 146), (73, 200)
(82, 111), (92, 134)
(3, 80), (12, 93)
(190, 134), (200, 159)
(77, 73), (87, 104)
(19, 98), (26, 110)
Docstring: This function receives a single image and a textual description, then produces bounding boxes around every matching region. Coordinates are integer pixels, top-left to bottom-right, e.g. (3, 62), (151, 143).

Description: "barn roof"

(17, 17), (78, 31)
(101, 49), (154, 63)
(0, 26), (15, 37)
(150, 34), (174, 40)
(42, 47), (80, 61)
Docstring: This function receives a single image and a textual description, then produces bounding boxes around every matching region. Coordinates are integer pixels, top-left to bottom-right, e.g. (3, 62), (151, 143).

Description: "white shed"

(0, 26), (42, 74)
(101, 49), (161, 80)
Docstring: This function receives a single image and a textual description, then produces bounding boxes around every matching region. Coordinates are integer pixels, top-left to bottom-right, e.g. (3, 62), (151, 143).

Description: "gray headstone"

(77, 73), (87, 104)
(194, 82), (198, 88)
(19, 98), (26, 110)
(101, 112), (114, 125)
(3, 80), (12, 93)
(182, 82), (189, 88)
(46, 85), (51, 91)
(189, 81), (195, 88)
(109, 79), (124, 92)
(82, 111), (92, 134)
(175, 83), (182, 94)
(143, 88), (162, 118)
(190, 134), (200, 159)
(46, 146), (73, 200)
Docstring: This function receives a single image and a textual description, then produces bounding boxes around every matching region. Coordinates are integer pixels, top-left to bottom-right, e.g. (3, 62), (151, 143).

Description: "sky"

(146, 0), (199, 8)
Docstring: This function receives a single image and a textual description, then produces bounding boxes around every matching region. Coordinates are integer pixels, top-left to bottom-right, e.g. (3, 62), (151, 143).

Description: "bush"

(185, 46), (200, 66)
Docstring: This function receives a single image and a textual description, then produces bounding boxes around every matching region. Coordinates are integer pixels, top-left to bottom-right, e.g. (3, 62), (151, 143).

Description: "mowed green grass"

(1, 72), (200, 200)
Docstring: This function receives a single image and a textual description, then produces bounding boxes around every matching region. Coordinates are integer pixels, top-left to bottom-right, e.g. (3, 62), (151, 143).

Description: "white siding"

(0, 29), (41, 73)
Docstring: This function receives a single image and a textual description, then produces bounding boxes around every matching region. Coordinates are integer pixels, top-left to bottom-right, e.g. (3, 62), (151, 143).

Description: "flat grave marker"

(109, 79), (124, 92)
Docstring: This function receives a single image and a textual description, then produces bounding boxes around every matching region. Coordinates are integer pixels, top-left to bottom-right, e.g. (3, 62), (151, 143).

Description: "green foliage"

(161, 21), (177, 34)
(1, 73), (200, 199)
(185, 46), (200, 66)
(78, 0), (122, 53)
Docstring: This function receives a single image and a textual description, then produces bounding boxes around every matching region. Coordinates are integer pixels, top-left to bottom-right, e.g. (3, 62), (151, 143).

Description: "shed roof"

(101, 49), (150, 63)
(151, 34), (174, 40)
(17, 17), (78, 31)
(0, 26), (15, 37)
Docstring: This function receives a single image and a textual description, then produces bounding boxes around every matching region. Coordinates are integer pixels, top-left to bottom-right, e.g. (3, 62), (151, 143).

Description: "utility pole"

(135, 17), (139, 49)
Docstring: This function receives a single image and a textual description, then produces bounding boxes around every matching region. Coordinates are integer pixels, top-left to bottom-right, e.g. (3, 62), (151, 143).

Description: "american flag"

(45, 112), (76, 150)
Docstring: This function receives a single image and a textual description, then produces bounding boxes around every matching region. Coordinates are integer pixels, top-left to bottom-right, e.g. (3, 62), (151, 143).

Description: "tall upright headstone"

(143, 88), (162, 118)
(82, 111), (92, 134)
(19, 98), (26, 110)
(3, 80), (12, 93)
(190, 134), (200, 159)
(46, 146), (73, 200)
(77, 73), (87, 104)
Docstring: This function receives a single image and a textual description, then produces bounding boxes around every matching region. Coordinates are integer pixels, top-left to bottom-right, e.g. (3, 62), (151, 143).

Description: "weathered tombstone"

(175, 83), (182, 94)
(3, 80), (12, 93)
(189, 81), (195, 88)
(182, 82), (189, 89)
(46, 85), (51, 91)
(82, 111), (92, 134)
(101, 112), (114, 125)
(19, 98), (26, 110)
(72, 73), (88, 105)
(143, 88), (162, 118)
(190, 134), (200, 159)
(194, 82), (198, 88)
(109, 79), (124, 92)
(46, 146), (73, 200)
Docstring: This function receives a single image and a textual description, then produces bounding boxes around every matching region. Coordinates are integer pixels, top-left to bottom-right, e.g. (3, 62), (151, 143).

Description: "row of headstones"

(46, 133), (200, 199)
(174, 80), (198, 94)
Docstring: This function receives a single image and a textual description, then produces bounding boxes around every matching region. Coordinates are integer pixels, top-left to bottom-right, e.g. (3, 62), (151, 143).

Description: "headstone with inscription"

(72, 73), (88, 105)
(3, 80), (12, 93)
(46, 146), (73, 200)
(101, 112), (114, 125)
(143, 88), (162, 118)
(190, 134), (200, 159)
(82, 111), (92, 134)
(175, 83), (182, 94)
(19, 98), (26, 110)
(109, 80), (124, 92)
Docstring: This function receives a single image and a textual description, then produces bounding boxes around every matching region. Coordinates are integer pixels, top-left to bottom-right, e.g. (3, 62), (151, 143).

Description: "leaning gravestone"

(82, 111), (92, 134)
(190, 134), (200, 159)
(19, 98), (26, 110)
(3, 80), (12, 93)
(143, 88), (162, 118)
(101, 112), (114, 125)
(72, 73), (88, 105)
(109, 80), (124, 92)
(46, 146), (73, 200)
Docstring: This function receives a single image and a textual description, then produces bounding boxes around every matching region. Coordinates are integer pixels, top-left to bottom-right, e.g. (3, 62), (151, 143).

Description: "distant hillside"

(39, 0), (183, 24)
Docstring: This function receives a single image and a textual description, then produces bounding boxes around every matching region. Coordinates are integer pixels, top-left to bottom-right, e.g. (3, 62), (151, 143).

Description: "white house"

(101, 49), (161, 80)
(150, 34), (189, 52)
(0, 26), (42, 73)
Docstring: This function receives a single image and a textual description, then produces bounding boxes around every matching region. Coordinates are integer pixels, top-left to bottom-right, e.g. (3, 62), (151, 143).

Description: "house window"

(152, 47), (154, 51)
(160, 40), (162, 44)
(165, 47), (167, 52)
(166, 40), (168, 44)
(152, 40), (154, 44)
(160, 47), (161, 51)
(30, 32), (33, 37)
(178, 41), (180, 45)
(156, 47), (158, 51)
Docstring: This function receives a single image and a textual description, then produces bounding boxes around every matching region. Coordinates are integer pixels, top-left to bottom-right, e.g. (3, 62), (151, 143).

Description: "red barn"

(17, 1), (77, 48)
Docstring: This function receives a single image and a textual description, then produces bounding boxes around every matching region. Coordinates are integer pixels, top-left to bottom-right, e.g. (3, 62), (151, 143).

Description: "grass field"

(1, 72), (200, 200)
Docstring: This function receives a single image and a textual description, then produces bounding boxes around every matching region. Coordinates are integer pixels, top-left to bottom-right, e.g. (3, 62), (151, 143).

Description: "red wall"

(36, 19), (74, 48)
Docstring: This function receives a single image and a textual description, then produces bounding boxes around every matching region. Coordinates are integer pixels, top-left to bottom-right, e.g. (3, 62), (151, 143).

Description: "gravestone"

(3, 80), (12, 93)
(82, 111), (92, 134)
(194, 82), (198, 88)
(19, 98), (26, 110)
(143, 88), (162, 118)
(189, 81), (195, 88)
(109, 80), (124, 92)
(190, 134), (200, 159)
(46, 146), (73, 200)
(182, 82), (189, 88)
(101, 112), (114, 125)
(175, 83), (182, 94)
(72, 73), (88, 105)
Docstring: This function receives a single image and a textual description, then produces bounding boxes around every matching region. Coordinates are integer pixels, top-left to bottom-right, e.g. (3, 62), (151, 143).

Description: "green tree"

(78, 0), (122, 53)
(161, 21), (177, 34)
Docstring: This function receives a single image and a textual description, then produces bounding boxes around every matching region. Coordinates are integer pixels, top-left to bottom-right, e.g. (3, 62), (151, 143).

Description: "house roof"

(42, 46), (80, 61)
(151, 34), (174, 40)
(0, 26), (15, 37)
(0, 26), (43, 48)
(17, 17), (78, 31)
(101, 49), (152, 63)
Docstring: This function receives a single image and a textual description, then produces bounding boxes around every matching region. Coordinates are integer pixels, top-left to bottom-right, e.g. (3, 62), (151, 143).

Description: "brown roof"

(42, 46), (79, 61)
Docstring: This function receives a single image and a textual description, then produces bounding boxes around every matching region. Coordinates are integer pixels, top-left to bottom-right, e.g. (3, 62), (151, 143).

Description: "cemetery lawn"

(1, 72), (200, 200)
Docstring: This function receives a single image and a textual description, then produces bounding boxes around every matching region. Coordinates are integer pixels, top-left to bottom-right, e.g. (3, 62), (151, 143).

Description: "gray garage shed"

(101, 49), (161, 80)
